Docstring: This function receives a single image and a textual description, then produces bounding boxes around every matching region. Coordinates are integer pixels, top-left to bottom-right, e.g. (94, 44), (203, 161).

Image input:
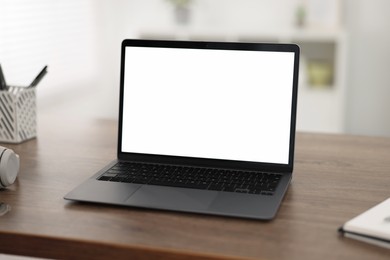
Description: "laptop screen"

(120, 41), (298, 165)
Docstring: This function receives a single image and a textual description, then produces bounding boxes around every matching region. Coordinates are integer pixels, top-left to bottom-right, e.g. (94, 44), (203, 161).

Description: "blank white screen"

(122, 46), (294, 164)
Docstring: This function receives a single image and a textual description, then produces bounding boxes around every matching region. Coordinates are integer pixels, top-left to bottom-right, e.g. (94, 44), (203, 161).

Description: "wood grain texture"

(0, 114), (389, 260)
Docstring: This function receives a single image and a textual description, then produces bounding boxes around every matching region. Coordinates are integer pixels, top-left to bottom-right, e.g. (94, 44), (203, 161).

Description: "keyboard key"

(235, 188), (249, 193)
(208, 184), (224, 191)
(98, 176), (111, 181)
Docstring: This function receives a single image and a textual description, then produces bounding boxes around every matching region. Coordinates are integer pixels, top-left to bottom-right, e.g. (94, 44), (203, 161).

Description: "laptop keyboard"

(98, 162), (282, 195)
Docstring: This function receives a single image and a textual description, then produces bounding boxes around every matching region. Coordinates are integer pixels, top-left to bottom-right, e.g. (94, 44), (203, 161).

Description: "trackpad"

(125, 186), (218, 212)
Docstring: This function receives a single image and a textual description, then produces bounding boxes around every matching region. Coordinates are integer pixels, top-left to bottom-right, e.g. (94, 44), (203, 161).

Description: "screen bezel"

(117, 39), (299, 173)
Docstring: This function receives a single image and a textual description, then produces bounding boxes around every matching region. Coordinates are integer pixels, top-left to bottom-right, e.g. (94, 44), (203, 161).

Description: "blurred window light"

(0, 0), (99, 99)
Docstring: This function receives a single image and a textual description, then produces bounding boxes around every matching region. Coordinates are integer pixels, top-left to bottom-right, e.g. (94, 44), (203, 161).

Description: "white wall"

(2, 0), (389, 136)
(0, 0), (100, 106)
(344, 0), (390, 137)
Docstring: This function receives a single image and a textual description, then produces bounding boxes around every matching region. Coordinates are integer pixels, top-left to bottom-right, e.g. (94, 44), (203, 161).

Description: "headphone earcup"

(0, 147), (20, 188)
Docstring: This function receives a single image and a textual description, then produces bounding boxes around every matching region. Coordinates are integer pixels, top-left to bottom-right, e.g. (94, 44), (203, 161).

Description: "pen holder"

(0, 87), (37, 143)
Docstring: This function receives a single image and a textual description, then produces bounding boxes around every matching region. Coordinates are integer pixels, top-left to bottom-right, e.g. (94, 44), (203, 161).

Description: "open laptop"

(65, 39), (300, 220)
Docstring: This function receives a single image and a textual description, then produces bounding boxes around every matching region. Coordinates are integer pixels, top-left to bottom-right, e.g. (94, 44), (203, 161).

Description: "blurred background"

(0, 0), (389, 137)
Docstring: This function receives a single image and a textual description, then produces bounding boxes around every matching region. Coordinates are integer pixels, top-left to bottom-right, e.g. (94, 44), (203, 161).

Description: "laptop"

(65, 39), (300, 220)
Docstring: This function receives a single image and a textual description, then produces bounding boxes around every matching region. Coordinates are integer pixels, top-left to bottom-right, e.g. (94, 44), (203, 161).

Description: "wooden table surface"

(0, 114), (389, 259)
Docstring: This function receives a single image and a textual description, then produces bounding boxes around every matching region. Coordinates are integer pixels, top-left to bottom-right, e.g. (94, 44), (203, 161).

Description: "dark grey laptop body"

(65, 39), (299, 220)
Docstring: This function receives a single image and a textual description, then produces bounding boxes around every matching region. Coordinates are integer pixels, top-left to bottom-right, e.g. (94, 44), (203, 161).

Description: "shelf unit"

(138, 28), (348, 133)
(285, 29), (347, 134)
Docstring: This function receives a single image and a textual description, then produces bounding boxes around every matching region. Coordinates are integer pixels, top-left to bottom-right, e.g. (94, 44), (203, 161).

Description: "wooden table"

(0, 114), (389, 259)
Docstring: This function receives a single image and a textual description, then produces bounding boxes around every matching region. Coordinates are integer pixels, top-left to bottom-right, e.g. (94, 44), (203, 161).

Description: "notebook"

(339, 198), (390, 249)
(64, 39), (300, 220)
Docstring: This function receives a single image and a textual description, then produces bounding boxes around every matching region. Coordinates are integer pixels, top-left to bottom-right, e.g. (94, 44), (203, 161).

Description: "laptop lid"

(117, 39), (299, 173)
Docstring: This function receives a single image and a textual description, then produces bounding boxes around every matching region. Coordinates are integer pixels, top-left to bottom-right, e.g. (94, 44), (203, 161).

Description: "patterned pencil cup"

(0, 87), (37, 143)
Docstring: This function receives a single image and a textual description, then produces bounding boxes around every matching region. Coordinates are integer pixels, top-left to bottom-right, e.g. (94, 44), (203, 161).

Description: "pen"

(29, 65), (48, 88)
(0, 64), (7, 91)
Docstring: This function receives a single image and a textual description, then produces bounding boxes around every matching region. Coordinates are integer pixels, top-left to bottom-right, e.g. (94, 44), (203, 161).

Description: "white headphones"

(0, 146), (20, 188)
